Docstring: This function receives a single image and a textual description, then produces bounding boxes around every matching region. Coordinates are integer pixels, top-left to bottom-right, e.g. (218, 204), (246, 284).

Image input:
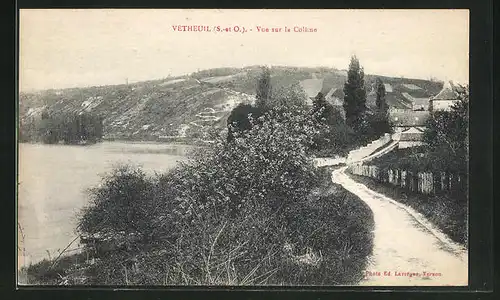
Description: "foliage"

(360, 111), (393, 141)
(78, 166), (161, 239)
(310, 92), (352, 156)
(343, 56), (367, 133)
(19, 111), (103, 144)
(255, 66), (272, 109)
(423, 86), (468, 174)
(226, 75), (307, 143)
(269, 82), (308, 109)
(72, 104), (375, 285)
(375, 77), (388, 114)
(226, 103), (265, 142)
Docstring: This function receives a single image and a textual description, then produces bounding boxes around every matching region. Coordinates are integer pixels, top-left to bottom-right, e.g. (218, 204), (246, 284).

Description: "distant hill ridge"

(19, 66), (444, 142)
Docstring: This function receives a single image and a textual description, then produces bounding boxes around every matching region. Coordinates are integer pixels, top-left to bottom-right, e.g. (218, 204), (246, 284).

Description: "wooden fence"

(349, 164), (467, 195)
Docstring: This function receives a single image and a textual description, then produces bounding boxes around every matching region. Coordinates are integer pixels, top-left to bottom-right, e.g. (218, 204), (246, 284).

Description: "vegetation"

(19, 66), (443, 142)
(423, 86), (468, 174)
(375, 77), (388, 114)
(343, 55), (367, 134)
(19, 111), (103, 144)
(369, 77), (393, 137)
(20, 63), (452, 286)
(255, 66), (272, 109)
(226, 103), (265, 142)
(310, 92), (352, 157)
(21, 71), (375, 286)
(368, 86), (468, 176)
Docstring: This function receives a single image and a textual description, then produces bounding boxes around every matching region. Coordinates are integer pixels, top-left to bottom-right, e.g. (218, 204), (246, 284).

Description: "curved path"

(332, 166), (468, 286)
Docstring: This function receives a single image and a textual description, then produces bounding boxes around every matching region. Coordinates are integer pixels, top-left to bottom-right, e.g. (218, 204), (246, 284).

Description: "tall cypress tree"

(343, 55), (367, 133)
(375, 77), (388, 114)
(372, 77), (392, 137)
(255, 66), (271, 109)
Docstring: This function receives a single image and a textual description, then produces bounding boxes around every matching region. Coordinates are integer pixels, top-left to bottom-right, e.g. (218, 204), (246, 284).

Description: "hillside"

(19, 66), (443, 142)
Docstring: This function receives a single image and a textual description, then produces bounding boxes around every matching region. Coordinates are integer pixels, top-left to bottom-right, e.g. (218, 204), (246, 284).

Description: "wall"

(399, 141), (424, 149)
(431, 100), (460, 111)
(346, 133), (392, 163)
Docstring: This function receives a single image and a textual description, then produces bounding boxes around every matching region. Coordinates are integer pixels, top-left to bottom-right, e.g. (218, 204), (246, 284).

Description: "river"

(17, 141), (192, 268)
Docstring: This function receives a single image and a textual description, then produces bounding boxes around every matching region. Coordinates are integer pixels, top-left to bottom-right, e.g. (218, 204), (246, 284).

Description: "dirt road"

(332, 166), (468, 286)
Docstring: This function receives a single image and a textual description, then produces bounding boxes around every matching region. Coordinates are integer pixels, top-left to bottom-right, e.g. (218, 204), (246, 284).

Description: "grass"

(279, 166), (375, 285)
(19, 251), (92, 285)
(346, 171), (467, 246)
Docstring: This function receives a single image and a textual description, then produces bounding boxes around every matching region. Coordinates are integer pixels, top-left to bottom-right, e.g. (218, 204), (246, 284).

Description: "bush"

(70, 104), (375, 286)
(77, 164), (374, 285)
(78, 166), (160, 240)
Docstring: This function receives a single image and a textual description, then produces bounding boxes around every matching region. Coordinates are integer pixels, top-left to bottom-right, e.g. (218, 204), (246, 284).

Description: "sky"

(19, 9), (469, 91)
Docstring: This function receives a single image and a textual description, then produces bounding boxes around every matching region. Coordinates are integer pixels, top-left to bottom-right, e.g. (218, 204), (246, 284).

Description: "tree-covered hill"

(19, 66), (443, 142)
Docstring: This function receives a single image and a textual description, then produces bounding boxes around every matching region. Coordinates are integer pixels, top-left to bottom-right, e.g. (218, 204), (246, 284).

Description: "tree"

(255, 66), (272, 109)
(423, 85), (468, 172)
(312, 92), (338, 126)
(27, 111), (104, 145)
(226, 103), (264, 142)
(375, 77), (388, 114)
(369, 77), (392, 137)
(311, 92), (351, 156)
(343, 56), (367, 133)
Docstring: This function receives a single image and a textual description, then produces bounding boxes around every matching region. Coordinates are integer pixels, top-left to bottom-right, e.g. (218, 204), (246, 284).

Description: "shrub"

(72, 104), (375, 286)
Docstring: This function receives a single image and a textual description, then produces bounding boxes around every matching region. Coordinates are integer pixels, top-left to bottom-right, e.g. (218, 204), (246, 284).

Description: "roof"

(403, 127), (423, 133)
(402, 83), (422, 90)
(400, 127), (424, 141)
(432, 81), (460, 100)
(299, 79), (324, 99)
(390, 110), (430, 127)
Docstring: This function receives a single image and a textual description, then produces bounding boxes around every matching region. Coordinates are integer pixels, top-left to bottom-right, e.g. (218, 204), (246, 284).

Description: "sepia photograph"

(17, 9), (469, 286)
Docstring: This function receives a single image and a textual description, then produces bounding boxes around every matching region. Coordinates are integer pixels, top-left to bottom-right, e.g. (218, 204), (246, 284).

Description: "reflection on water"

(17, 141), (191, 267)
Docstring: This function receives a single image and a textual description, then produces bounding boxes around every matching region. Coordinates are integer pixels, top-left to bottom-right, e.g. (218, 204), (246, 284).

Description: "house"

(389, 110), (430, 148)
(429, 80), (463, 111)
(390, 110), (430, 133)
(398, 127), (425, 148)
(401, 92), (430, 111)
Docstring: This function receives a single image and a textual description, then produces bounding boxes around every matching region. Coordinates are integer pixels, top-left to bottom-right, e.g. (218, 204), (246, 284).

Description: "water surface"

(18, 141), (191, 267)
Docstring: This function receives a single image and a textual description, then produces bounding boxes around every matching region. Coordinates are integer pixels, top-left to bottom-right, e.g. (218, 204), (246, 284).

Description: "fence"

(349, 164), (467, 195)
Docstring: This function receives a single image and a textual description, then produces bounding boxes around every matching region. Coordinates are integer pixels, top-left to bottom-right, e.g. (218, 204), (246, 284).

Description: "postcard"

(17, 9), (469, 287)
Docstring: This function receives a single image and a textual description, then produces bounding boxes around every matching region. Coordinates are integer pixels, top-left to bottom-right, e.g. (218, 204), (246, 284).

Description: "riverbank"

(19, 166), (375, 286)
(102, 136), (213, 146)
